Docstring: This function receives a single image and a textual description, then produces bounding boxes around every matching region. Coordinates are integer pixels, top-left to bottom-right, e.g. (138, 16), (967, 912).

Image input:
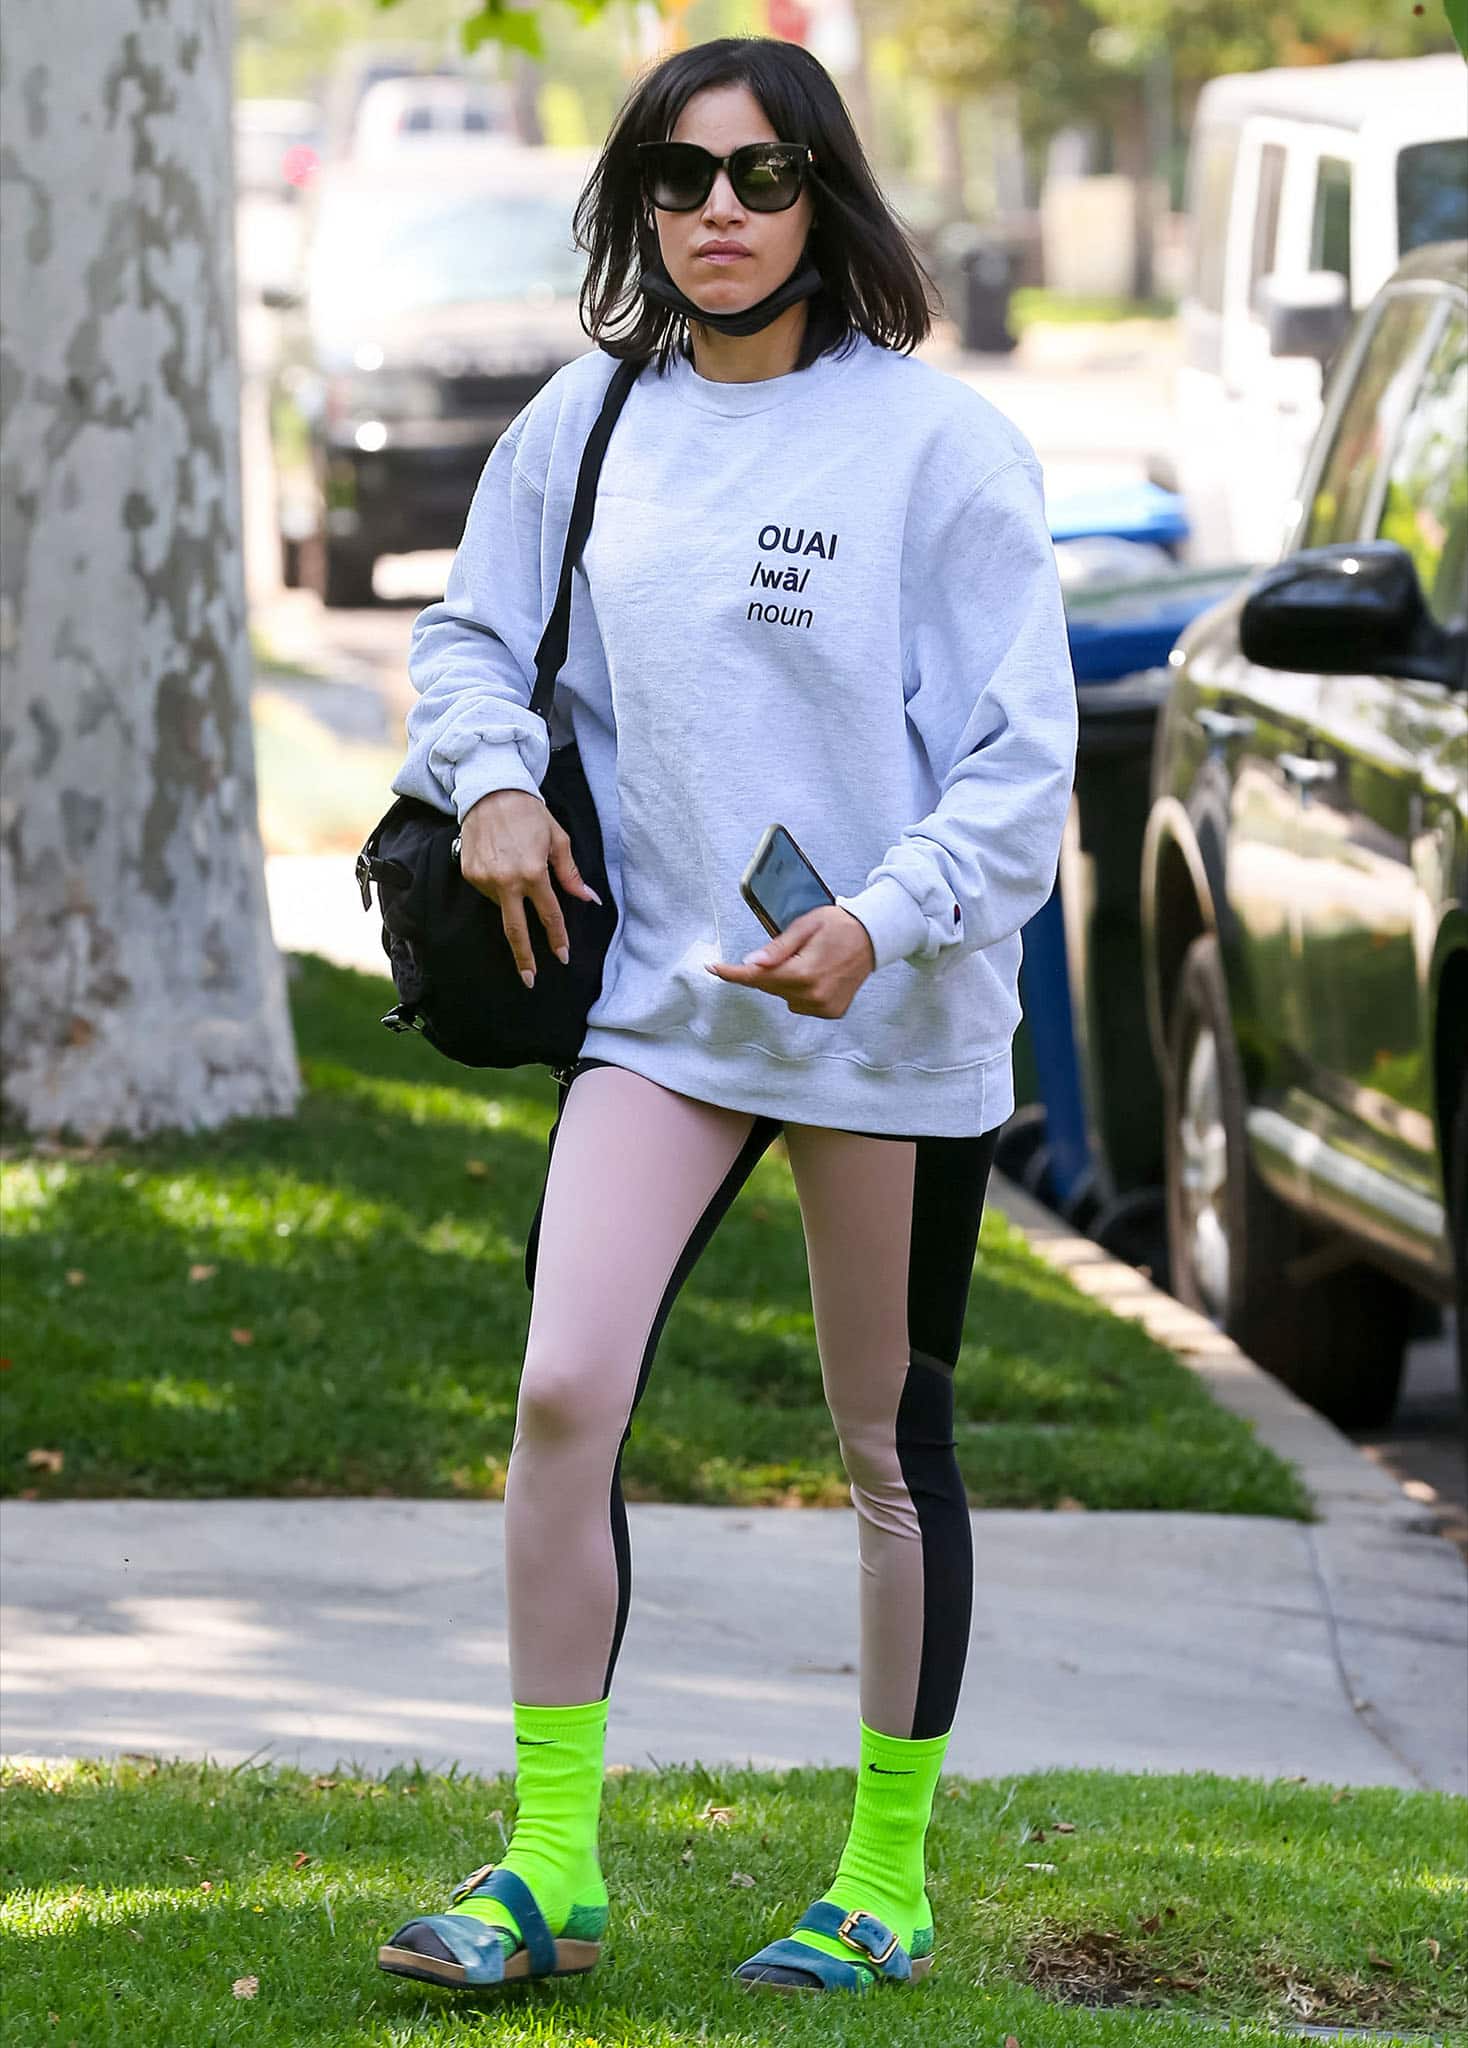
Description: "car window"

(1377, 304), (1468, 632)
(1188, 127), (1238, 315)
(1309, 156), (1352, 294)
(1302, 293), (1436, 548)
(309, 183), (587, 322)
(1248, 142), (1287, 307)
(1396, 140), (1468, 256)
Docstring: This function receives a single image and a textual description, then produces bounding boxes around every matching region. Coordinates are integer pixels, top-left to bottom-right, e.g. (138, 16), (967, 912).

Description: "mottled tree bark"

(0, 0), (300, 1143)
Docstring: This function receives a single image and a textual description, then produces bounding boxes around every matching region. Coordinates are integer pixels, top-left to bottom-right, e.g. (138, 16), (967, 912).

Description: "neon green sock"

(787, 1720), (950, 1973)
(448, 1696), (610, 1949)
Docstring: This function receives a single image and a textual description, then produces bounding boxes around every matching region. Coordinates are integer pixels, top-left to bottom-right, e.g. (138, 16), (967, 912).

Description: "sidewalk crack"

(1301, 1522), (1428, 1790)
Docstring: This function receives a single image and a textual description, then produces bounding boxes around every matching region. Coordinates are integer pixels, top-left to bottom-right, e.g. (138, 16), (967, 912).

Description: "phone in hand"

(740, 823), (836, 940)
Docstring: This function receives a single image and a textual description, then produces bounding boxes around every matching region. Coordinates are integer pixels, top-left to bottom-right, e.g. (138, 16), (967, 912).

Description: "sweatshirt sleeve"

(389, 417), (552, 825)
(834, 454), (1078, 972)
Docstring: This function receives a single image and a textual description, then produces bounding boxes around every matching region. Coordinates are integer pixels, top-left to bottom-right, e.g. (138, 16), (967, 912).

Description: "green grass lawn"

(1, 952), (1308, 1517)
(3, 1758), (1461, 2046)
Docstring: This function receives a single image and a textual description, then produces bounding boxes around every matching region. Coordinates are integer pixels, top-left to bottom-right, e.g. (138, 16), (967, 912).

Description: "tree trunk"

(1111, 83), (1156, 301)
(0, 0), (301, 1145)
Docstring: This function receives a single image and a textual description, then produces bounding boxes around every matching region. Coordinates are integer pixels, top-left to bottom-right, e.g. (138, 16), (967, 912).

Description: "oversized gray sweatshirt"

(390, 332), (1078, 1137)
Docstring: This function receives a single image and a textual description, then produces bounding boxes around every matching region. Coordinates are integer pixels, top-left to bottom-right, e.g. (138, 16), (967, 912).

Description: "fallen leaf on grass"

(292, 1852), (310, 1870)
(1136, 1907), (1178, 1933)
(1367, 1952), (1397, 1971)
(1023, 1862), (1058, 1873)
(698, 1803), (736, 1826)
(1054, 1496), (1087, 1512)
(464, 1159), (489, 1179)
(230, 1328), (254, 1346)
(729, 1872), (756, 1887)
(189, 1265), (217, 1282)
(231, 1976), (259, 2000)
(1006, 2036), (1022, 2046)
(1052, 1821), (1077, 1832)
(1422, 1938), (1441, 1963)
(26, 1448), (64, 1474)
(65, 1270), (85, 1286)
(310, 1777), (338, 1792)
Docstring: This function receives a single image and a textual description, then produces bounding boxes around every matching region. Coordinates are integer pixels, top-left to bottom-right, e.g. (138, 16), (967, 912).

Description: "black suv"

(1141, 241), (1467, 1430)
(264, 144), (595, 608)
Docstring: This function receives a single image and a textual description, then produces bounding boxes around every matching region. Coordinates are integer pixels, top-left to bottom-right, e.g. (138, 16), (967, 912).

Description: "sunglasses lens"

(642, 145), (805, 211)
(644, 148), (708, 210)
(736, 148), (804, 209)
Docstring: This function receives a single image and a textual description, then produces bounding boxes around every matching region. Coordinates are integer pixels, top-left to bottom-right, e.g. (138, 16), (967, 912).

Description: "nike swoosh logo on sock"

(516, 1737), (554, 1746)
(867, 1764), (914, 1775)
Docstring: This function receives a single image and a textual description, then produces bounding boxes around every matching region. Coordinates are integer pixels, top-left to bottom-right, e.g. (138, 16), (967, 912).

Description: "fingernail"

(586, 887), (603, 905)
(554, 945), (570, 966)
(704, 962), (720, 975)
(744, 950), (771, 965)
(521, 969), (535, 989)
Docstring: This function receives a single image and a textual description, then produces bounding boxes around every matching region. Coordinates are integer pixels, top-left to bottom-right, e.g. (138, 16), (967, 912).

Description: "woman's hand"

(458, 790), (602, 986)
(705, 907), (876, 1018)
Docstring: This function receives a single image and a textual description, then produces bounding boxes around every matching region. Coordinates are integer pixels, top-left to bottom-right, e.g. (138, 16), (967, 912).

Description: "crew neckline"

(661, 331), (861, 415)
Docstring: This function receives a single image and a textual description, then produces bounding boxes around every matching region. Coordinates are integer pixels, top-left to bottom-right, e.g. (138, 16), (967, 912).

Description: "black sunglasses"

(635, 140), (815, 214)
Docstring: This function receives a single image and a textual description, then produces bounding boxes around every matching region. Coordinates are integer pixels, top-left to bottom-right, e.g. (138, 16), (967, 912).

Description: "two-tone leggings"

(511, 1056), (999, 1741)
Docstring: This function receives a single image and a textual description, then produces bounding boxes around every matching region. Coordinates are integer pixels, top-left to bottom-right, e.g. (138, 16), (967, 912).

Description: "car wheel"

(1164, 933), (1408, 1430)
(309, 533), (377, 609)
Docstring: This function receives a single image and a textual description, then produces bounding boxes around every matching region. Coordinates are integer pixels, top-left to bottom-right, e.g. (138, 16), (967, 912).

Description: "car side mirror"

(1240, 542), (1467, 690)
(1256, 270), (1350, 367)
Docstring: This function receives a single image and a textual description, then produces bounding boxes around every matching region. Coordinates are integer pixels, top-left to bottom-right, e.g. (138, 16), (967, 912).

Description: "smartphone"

(739, 823), (836, 940)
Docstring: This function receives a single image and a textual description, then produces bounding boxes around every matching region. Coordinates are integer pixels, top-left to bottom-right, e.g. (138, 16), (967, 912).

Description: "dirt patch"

(1024, 1918), (1205, 2008)
(1026, 1917), (1438, 2031)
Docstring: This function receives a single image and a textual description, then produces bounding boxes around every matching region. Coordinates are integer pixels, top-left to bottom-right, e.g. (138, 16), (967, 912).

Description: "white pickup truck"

(1171, 52), (1467, 567)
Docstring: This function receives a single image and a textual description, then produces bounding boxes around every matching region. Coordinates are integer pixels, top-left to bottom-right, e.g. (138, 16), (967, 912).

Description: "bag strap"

(528, 353), (646, 725)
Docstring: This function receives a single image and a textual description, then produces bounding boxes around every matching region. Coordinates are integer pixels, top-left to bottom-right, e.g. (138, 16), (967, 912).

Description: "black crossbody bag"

(354, 355), (644, 1087)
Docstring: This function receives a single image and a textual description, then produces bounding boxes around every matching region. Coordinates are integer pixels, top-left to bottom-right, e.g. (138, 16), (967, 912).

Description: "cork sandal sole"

(377, 1937), (600, 1988)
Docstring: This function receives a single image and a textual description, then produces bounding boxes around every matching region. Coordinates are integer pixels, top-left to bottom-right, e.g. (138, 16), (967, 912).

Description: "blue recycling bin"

(1047, 480), (1190, 553)
(1017, 528), (1251, 1214)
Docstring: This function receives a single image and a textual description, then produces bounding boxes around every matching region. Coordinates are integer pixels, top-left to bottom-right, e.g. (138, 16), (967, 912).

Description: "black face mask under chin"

(637, 237), (825, 338)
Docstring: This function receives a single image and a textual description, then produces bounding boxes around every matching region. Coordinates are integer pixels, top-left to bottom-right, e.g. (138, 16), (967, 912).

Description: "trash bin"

(1053, 564), (1256, 1226)
(958, 236), (1019, 353)
(1047, 480), (1191, 558)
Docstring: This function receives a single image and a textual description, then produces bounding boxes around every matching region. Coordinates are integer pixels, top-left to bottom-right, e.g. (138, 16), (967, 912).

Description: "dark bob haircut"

(572, 35), (939, 374)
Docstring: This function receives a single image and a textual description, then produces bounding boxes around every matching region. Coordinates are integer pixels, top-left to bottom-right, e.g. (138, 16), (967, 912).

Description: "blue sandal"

(377, 1864), (604, 1990)
(734, 1902), (934, 1993)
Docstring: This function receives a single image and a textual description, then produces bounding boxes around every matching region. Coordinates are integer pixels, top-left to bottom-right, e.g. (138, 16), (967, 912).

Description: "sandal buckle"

(836, 1909), (899, 1966)
(449, 1862), (496, 1906)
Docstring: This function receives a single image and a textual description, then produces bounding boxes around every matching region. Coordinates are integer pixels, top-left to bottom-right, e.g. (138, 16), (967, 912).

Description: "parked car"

(1141, 240), (1467, 1431)
(1173, 53), (1467, 569)
(349, 74), (515, 161)
(316, 42), (504, 166)
(234, 97), (322, 201)
(264, 144), (596, 607)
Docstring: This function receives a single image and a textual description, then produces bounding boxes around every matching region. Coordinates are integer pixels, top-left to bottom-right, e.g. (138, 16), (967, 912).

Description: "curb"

(987, 1170), (1428, 1525)
(987, 1169), (1468, 1797)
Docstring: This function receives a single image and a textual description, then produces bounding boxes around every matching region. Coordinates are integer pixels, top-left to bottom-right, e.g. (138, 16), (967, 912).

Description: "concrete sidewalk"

(5, 1447), (1463, 1790)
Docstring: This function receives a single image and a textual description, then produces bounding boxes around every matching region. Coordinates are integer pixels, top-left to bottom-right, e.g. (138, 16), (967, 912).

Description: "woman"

(377, 34), (1077, 1998)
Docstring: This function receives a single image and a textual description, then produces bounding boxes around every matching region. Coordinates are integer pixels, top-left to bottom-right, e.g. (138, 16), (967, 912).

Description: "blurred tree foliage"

(865, 0), (1456, 148)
